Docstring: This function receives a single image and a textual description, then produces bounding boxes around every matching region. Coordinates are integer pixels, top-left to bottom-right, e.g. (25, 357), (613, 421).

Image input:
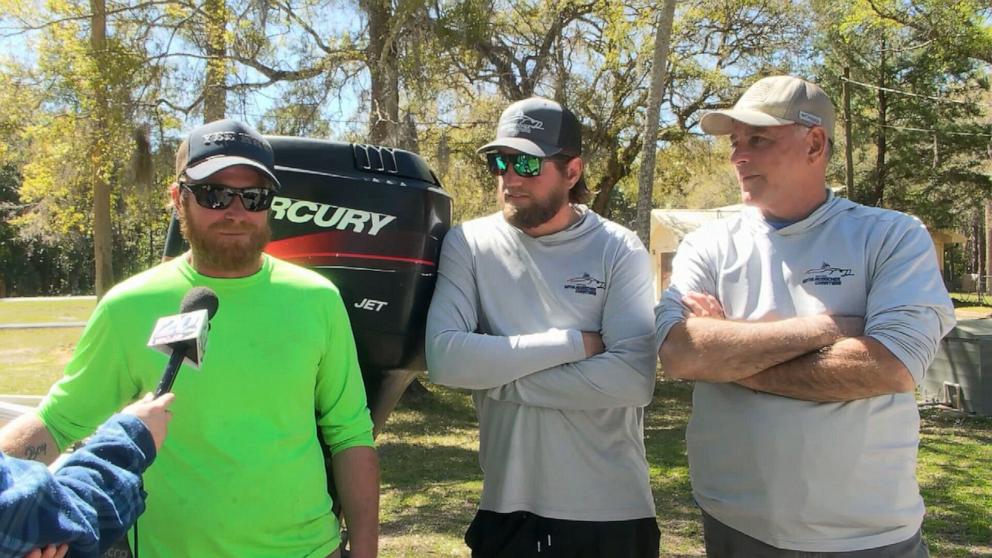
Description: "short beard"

(502, 186), (569, 230)
(179, 203), (271, 274)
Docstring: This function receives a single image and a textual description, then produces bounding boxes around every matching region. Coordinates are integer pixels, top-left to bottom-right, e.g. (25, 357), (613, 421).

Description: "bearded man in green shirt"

(0, 119), (379, 558)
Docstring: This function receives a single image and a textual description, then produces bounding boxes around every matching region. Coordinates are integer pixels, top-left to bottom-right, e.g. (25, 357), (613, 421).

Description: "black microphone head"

(179, 287), (219, 320)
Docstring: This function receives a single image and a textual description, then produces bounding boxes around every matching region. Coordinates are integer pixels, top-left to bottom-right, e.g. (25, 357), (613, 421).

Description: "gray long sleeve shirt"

(426, 207), (657, 521)
(655, 192), (956, 551)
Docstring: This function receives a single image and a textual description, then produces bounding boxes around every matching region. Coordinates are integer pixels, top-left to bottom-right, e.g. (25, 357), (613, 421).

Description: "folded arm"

(427, 324), (587, 390)
(652, 237), (859, 384)
(664, 292), (914, 402)
(735, 336), (914, 401)
(659, 295), (864, 383)
(731, 218), (956, 401)
(425, 227), (586, 390)
(487, 244), (658, 410)
(656, 214), (955, 403)
(487, 331), (657, 410)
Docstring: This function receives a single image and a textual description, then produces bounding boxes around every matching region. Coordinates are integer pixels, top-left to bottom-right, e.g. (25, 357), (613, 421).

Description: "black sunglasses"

(180, 183), (275, 212)
(485, 152), (548, 177)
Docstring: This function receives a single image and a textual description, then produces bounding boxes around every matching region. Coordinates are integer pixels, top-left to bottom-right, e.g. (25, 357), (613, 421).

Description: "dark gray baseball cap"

(478, 97), (582, 157)
(175, 119), (281, 189)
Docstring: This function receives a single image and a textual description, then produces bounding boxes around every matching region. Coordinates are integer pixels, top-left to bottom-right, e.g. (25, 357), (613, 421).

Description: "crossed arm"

(427, 286), (652, 411)
(426, 228), (657, 411)
(659, 292), (915, 402)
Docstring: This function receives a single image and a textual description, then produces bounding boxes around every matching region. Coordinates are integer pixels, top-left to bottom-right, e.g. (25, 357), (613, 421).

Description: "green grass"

(644, 381), (703, 556)
(917, 409), (992, 558)
(947, 293), (991, 320)
(0, 298), (92, 394)
(385, 381), (992, 557)
(0, 327), (80, 394)
(2, 298), (991, 557)
(950, 292), (992, 308)
(0, 297), (95, 324)
(376, 384), (483, 556)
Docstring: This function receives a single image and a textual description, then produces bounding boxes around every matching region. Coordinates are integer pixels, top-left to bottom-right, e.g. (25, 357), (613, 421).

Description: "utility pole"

(843, 67), (854, 201)
(986, 200), (991, 298)
(872, 38), (887, 207)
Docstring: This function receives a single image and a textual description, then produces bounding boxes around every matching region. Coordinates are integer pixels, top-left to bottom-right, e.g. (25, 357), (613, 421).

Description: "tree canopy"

(0, 0), (988, 295)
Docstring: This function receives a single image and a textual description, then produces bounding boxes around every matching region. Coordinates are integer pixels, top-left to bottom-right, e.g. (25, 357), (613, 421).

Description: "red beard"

(179, 203), (271, 274)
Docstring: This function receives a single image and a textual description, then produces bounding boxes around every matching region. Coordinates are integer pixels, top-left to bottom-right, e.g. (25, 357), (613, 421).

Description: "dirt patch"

(955, 308), (991, 320)
(0, 348), (40, 365)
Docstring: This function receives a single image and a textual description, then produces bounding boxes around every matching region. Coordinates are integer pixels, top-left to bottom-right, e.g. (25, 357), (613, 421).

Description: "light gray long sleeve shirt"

(426, 207), (657, 521)
(655, 192), (955, 551)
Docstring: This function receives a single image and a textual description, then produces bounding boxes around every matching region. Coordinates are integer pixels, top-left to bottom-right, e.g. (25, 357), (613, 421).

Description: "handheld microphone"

(147, 287), (219, 396)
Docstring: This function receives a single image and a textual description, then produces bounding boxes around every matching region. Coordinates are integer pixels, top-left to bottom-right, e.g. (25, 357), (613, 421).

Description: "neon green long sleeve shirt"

(38, 254), (374, 557)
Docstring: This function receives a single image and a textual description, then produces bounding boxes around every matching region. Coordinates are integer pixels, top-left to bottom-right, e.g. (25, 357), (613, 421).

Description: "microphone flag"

(147, 308), (209, 369)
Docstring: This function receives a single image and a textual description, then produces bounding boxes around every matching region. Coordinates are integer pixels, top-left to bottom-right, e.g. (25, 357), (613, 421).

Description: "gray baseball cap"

(700, 76), (835, 141)
(175, 119), (281, 189)
(478, 97), (582, 157)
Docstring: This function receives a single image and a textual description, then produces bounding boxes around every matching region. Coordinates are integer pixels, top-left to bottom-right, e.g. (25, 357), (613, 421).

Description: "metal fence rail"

(0, 395), (43, 428)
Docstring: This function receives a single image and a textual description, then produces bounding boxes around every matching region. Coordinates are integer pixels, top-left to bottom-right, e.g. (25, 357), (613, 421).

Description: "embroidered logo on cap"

(500, 111), (545, 136)
(201, 131), (267, 149)
(798, 111), (822, 127)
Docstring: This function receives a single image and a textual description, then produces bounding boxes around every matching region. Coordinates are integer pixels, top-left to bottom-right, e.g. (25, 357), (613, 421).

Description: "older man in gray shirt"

(427, 97), (659, 558)
(655, 76), (955, 557)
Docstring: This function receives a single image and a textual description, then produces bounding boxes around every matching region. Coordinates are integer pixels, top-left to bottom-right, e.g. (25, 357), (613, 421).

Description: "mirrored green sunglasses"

(485, 152), (545, 178)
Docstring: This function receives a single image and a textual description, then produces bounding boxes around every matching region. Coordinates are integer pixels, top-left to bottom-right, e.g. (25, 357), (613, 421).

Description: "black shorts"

(465, 509), (661, 558)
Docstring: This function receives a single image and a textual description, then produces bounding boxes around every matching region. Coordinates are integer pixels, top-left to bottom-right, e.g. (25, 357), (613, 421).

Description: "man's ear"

(567, 157), (584, 187)
(808, 127), (828, 161)
(169, 183), (182, 209)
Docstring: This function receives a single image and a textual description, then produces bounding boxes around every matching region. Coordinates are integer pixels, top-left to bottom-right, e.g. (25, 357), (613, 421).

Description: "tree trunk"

(591, 138), (642, 217)
(591, 157), (622, 216)
(90, 0), (114, 298)
(634, 0), (677, 246)
(365, 0), (400, 146)
(203, 0), (228, 122)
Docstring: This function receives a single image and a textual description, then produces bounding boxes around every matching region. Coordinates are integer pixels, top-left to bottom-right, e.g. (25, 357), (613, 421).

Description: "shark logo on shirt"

(564, 273), (606, 296)
(802, 262), (855, 286)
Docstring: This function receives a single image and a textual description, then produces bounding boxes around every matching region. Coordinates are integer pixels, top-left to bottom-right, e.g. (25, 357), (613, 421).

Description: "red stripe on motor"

(266, 230), (435, 266)
(283, 251), (434, 266)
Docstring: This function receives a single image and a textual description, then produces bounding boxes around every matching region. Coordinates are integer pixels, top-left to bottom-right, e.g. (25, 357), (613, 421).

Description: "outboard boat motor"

(124, 138), (450, 558)
(163, 137), (452, 433)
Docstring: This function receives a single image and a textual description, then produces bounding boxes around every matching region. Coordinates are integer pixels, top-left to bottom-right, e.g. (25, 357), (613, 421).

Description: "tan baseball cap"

(700, 76), (835, 141)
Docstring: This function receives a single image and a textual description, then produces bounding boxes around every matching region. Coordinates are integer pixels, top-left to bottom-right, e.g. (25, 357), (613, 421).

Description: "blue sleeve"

(0, 414), (156, 558)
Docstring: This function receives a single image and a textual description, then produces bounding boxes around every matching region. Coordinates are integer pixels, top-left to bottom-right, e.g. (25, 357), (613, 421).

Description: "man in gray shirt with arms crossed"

(427, 97), (659, 557)
(655, 75), (955, 557)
